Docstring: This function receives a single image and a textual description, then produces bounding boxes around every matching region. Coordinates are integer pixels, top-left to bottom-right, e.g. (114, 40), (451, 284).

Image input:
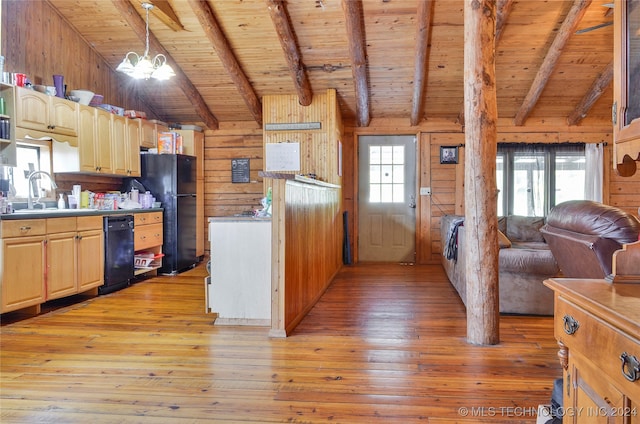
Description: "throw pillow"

(498, 229), (512, 249)
(506, 215), (546, 242)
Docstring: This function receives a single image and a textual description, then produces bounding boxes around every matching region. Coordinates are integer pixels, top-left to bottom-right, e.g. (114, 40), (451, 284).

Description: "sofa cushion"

(499, 245), (558, 274)
(505, 216), (546, 242)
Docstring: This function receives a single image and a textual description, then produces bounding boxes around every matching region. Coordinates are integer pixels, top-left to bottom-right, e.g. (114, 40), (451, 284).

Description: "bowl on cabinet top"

(69, 89), (94, 105)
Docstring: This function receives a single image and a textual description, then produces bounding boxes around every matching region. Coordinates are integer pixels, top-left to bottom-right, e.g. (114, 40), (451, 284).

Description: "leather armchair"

(540, 200), (640, 279)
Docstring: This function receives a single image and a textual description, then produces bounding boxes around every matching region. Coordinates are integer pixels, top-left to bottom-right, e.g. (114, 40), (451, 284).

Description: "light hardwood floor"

(1, 262), (561, 423)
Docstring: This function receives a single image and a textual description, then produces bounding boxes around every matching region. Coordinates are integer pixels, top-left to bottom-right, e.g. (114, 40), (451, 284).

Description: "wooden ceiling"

(46, 0), (615, 130)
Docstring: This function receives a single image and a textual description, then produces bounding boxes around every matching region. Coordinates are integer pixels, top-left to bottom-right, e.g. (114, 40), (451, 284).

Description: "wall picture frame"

(440, 146), (458, 164)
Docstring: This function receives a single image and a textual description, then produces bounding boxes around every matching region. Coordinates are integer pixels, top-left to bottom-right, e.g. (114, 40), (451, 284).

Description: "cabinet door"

(1, 235), (46, 313)
(77, 229), (104, 291)
(78, 105), (98, 172)
(111, 114), (127, 175)
(49, 96), (78, 136)
(95, 109), (113, 174)
(47, 231), (78, 300)
(140, 120), (156, 148)
(14, 87), (49, 132)
(125, 118), (141, 177)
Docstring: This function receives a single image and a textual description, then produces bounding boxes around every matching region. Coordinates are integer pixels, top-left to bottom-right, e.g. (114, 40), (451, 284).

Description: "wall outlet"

(420, 187), (431, 196)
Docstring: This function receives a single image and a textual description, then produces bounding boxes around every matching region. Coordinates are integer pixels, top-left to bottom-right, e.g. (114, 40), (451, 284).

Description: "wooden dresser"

(544, 279), (640, 423)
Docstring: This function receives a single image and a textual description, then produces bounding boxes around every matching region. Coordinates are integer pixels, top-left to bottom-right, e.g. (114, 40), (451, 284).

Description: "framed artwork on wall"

(440, 146), (459, 164)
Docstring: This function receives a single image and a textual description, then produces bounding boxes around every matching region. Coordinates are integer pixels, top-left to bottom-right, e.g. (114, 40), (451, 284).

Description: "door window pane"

(369, 145), (405, 203)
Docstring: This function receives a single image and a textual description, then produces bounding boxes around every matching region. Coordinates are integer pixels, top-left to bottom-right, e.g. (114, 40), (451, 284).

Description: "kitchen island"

(206, 216), (271, 326)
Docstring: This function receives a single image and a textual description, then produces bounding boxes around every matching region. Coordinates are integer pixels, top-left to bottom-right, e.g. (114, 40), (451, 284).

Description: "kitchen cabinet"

(133, 211), (163, 276)
(75, 216), (104, 292)
(0, 83), (17, 166)
(47, 216), (104, 300)
(0, 216), (103, 313)
(125, 117), (141, 177)
(545, 279), (640, 423)
(54, 107), (140, 177)
(0, 219), (46, 313)
(75, 104), (113, 174)
(613, 0), (640, 175)
(140, 119), (157, 149)
(177, 129), (205, 258)
(14, 86), (78, 137)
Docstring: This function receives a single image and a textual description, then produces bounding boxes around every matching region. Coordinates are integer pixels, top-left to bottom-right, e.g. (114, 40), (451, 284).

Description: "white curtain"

(584, 143), (603, 202)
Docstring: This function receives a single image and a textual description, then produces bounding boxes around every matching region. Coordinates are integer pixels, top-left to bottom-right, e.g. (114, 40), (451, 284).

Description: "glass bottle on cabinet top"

(613, 0), (640, 174)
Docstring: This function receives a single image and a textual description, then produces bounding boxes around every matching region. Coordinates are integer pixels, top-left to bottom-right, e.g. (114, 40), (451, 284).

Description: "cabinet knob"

(562, 314), (579, 335)
(620, 352), (640, 382)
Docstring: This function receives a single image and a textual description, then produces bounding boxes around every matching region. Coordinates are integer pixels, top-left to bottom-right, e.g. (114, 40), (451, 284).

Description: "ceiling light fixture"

(116, 2), (175, 81)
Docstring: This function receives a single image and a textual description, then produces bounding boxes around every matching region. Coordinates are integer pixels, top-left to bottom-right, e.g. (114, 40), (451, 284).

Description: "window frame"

(497, 143), (586, 217)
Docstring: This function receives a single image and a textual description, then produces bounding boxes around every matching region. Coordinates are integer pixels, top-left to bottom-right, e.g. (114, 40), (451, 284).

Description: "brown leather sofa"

(540, 200), (640, 279)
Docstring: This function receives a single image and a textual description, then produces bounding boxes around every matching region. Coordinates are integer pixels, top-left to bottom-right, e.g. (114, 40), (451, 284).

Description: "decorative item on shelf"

(52, 74), (64, 98)
(116, 2), (175, 81)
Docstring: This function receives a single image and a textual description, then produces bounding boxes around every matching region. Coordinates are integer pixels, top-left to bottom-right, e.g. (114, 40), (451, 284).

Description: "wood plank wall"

(270, 178), (342, 337)
(1, 1), (152, 119)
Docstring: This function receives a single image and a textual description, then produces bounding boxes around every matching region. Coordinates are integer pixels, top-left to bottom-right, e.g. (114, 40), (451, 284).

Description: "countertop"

(0, 208), (164, 220)
(208, 216), (271, 223)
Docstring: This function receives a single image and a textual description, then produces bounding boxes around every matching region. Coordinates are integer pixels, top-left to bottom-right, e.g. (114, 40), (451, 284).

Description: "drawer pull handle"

(620, 352), (640, 382)
(563, 314), (579, 335)
(20, 226), (32, 231)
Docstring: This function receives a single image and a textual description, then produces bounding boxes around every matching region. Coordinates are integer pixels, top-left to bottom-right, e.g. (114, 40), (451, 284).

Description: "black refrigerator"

(139, 154), (197, 274)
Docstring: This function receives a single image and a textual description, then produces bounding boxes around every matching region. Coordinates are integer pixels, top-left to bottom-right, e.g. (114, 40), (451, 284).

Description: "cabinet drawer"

(556, 296), (640, 403)
(77, 215), (103, 231)
(1, 219), (47, 238)
(134, 212), (162, 226)
(46, 217), (76, 233)
(134, 223), (163, 250)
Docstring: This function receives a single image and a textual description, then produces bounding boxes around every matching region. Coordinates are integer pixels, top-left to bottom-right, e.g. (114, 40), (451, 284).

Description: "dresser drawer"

(556, 296), (640, 403)
(1, 219), (47, 238)
(134, 211), (162, 226)
(134, 222), (163, 251)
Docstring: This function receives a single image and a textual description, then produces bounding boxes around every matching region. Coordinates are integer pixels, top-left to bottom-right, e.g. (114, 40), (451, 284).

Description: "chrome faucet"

(27, 171), (57, 209)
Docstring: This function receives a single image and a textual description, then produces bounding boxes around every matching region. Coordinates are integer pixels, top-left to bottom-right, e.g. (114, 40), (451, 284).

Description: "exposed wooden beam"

(266, 0), (313, 107)
(567, 61), (613, 125)
(134, 0), (185, 31)
(457, 0), (513, 128)
(513, 0), (592, 126)
(464, 0), (499, 345)
(187, 0), (263, 126)
(341, 0), (370, 127)
(410, 0), (434, 127)
(494, 0), (514, 43)
(111, 0), (219, 130)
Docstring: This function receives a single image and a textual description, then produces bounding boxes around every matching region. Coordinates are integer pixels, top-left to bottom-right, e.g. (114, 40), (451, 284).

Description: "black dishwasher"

(99, 215), (134, 295)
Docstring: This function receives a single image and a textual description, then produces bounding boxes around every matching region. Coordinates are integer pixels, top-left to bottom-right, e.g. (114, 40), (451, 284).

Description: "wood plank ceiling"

(47, 0), (615, 130)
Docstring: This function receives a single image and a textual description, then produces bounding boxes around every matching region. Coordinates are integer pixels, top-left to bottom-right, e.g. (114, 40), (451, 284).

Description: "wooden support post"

(463, 0), (499, 345)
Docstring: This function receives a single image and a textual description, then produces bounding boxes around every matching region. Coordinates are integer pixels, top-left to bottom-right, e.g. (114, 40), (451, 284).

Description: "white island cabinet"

(206, 217), (271, 326)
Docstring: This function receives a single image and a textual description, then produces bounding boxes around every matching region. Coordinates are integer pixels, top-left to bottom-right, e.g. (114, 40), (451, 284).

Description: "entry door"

(358, 135), (417, 263)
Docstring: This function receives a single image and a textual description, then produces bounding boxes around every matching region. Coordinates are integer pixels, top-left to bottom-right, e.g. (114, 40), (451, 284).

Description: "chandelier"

(116, 2), (175, 81)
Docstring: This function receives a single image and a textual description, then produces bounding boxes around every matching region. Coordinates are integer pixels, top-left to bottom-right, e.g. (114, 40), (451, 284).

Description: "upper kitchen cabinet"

(613, 0), (640, 175)
(14, 86), (78, 138)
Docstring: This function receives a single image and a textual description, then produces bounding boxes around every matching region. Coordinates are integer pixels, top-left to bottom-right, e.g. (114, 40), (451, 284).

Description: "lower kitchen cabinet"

(0, 219), (46, 313)
(133, 211), (163, 276)
(0, 216), (104, 314)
